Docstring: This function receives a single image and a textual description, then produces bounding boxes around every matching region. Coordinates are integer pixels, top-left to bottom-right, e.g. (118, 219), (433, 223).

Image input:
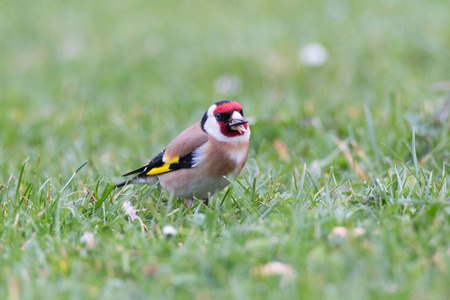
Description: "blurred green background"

(1, 0), (449, 299)
(1, 0), (449, 179)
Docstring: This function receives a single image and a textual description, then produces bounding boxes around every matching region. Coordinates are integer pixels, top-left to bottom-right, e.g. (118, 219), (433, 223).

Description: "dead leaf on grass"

(335, 138), (368, 182)
(273, 139), (289, 161)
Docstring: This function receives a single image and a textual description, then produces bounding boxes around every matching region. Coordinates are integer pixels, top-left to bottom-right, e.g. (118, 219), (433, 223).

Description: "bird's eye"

(215, 113), (222, 121)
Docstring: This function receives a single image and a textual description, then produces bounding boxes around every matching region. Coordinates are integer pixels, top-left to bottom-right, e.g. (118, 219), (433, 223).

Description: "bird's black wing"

(120, 151), (166, 177)
(116, 150), (196, 187)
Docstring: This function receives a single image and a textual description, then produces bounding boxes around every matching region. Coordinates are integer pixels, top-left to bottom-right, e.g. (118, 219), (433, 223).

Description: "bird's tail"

(114, 180), (129, 189)
(114, 176), (158, 189)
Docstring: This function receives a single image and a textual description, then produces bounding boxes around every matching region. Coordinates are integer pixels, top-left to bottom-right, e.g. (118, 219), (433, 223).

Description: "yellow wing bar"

(146, 156), (179, 176)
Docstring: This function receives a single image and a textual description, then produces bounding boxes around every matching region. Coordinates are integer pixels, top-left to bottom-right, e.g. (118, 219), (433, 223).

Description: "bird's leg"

(186, 198), (209, 208)
(186, 199), (195, 208)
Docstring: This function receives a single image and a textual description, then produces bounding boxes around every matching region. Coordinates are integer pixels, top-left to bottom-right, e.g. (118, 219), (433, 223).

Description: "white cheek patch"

(203, 106), (223, 141)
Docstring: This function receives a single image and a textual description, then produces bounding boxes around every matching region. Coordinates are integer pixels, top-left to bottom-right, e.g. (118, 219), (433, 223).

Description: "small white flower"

(329, 226), (348, 239)
(250, 262), (297, 287)
(253, 261), (296, 277)
(299, 43), (328, 67)
(162, 225), (177, 237)
(122, 200), (138, 221)
(352, 227), (366, 236)
(214, 75), (242, 95)
(80, 232), (95, 249)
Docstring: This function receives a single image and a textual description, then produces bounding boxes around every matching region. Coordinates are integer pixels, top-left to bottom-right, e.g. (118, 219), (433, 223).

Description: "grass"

(1, 0), (450, 299)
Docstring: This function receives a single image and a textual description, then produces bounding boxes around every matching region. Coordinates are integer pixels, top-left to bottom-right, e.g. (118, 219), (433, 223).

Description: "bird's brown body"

(139, 121), (249, 199)
(116, 101), (250, 205)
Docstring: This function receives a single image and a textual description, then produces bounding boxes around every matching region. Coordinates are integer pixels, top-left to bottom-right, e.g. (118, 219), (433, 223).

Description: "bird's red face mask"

(213, 102), (249, 137)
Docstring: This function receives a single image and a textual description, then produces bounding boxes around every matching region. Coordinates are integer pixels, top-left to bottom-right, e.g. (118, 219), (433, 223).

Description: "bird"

(115, 100), (251, 206)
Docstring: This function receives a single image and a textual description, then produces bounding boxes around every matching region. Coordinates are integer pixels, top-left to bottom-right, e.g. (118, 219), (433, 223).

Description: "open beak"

(228, 111), (248, 133)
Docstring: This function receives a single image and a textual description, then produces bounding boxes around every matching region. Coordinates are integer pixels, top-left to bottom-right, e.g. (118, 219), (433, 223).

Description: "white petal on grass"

(80, 232), (95, 249)
(329, 227), (366, 239)
(329, 226), (348, 239)
(162, 225), (177, 237)
(250, 261), (297, 287)
(353, 227), (366, 236)
(299, 43), (328, 67)
(252, 261), (296, 277)
(122, 200), (139, 221)
(214, 75), (242, 95)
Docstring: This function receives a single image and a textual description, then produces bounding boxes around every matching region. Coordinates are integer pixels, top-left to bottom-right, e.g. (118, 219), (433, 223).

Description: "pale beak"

(228, 111), (248, 133)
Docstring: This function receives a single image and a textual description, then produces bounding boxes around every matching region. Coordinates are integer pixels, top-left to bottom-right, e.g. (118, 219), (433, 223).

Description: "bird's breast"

(159, 139), (249, 199)
(228, 147), (248, 167)
(201, 140), (249, 178)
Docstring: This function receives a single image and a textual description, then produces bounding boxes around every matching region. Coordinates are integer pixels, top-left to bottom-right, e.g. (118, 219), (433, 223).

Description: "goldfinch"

(116, 100), (250, 205)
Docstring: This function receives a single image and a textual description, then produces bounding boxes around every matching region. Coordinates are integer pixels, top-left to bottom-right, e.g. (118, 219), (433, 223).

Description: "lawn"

(1, 0), (449, 299)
